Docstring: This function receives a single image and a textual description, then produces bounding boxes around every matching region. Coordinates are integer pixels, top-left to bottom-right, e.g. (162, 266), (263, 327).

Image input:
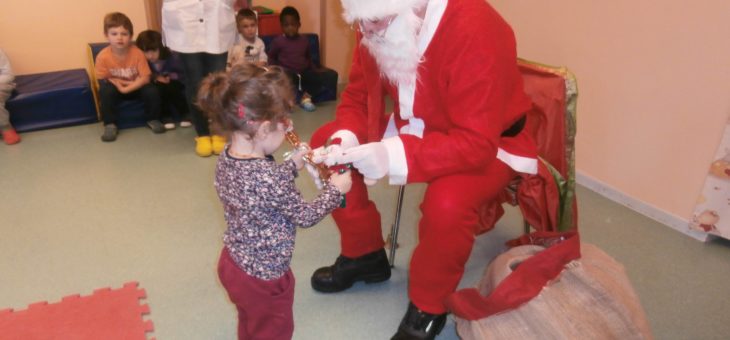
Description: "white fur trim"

(383, 113), (399, 139)
(398, 82), (416, 119)
(396, 0), (447, 124)
(331, 130), (360, 148)
(496, 148), (538, 175)
(417, 0), (447, 53)
(399, 117), (425, 138)
(341, 0), (429, 23)
(382, 136), (408, 185)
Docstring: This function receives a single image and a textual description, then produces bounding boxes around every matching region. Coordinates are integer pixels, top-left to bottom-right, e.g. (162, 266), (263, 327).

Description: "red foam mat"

(0, 281), (155, 340)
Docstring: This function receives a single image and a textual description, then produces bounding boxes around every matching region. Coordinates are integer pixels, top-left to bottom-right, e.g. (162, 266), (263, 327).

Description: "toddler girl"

(197, 63), (351, 340)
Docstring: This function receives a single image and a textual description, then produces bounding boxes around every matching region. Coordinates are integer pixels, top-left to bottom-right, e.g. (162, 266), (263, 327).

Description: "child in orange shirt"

(94, 12), (164, 142)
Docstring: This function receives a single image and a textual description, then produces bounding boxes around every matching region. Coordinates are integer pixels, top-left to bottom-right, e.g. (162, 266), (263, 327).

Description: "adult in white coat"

(162, 0), (237, 156)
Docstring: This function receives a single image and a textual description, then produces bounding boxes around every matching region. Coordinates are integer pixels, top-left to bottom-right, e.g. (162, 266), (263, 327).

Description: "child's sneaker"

(195, 136), (213, 157)
(147, 120), (166, 134)
(300, 97), (316, 112)
(1, 127), (20, 145)
(180, 120), (192, 128)
(212, 135), (226, 155)
(101, 124), (118, 142)
(163, 121), (176, 130)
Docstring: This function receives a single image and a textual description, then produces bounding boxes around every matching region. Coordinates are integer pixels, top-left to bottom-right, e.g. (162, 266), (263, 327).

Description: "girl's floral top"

(214, 148), (341, 280)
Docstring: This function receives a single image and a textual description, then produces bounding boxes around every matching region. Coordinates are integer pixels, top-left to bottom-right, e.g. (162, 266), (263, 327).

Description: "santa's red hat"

(341, 0), (428, 23)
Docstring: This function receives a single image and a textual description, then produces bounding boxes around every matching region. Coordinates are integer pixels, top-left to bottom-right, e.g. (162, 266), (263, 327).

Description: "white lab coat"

(161, 0), (237, 54)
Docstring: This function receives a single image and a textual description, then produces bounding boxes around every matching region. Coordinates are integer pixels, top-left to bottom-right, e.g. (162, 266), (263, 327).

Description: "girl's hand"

(291, 146), (308, 170)
(329, 170), (352, 194)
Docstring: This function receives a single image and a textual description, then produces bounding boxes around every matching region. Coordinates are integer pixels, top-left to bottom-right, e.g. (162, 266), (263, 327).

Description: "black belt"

(501, 115), (526, 137)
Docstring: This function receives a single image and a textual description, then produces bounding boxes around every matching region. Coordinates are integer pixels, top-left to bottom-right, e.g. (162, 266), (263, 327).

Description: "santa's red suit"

(311, 0), (537, 315)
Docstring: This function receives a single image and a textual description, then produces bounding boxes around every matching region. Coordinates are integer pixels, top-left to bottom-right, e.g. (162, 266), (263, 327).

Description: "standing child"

(267, 6), (327, 112)
(95, 12), (164, 142)
(197, 63), (352, 340)
(0, 48), (19, 145)
(227, 8), (268, 70)
(136, 30), (192, 130)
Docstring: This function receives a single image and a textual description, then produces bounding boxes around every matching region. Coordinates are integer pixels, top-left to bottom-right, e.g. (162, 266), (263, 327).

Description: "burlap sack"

(453, 243), (653, 340)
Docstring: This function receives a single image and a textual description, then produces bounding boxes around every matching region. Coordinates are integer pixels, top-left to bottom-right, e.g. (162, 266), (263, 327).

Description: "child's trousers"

(217, 248), (295, 340)
(0, 82), (14, 128)
(284, 68), (331, 102)
(153, 79), (189, 122)
(98, 82), (161, 125)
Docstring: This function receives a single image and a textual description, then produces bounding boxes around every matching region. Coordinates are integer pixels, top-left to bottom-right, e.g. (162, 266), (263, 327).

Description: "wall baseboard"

(576, 171), (710, 242)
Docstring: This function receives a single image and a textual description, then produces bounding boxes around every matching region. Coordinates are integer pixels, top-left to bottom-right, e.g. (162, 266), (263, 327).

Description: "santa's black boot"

(310, 248), (391, 292)
(391, 302), (447, 340)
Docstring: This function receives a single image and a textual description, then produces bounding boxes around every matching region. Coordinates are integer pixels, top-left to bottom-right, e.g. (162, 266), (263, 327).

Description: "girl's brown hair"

(197, 64), (294, 138)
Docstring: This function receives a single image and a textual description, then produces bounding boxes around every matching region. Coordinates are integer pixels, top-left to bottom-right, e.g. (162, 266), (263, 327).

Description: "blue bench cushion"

(7, 68), (97, 132)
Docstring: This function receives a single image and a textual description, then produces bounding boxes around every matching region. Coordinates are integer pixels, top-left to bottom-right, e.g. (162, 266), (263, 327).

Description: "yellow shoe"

(211, 135), (227, 155)
(195, 136), (213, 157)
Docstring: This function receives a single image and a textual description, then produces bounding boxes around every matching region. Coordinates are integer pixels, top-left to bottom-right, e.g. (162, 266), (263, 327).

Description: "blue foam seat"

(7, 69), (97, 132)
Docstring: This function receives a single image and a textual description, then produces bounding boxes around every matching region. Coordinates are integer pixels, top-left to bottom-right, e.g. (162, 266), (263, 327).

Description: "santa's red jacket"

(327, 0), (538, 184)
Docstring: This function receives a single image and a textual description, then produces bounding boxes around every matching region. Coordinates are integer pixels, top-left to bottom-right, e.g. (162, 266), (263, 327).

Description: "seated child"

(0, 48), (19, 145)
(197, 63), (352, 340)
(136, 30), (192, 130)
(94, 12), (164, 142)
(227, 8), (268, 70)
(267, 6), (328, 112)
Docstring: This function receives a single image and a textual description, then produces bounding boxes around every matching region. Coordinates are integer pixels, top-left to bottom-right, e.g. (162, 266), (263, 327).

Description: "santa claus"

(309, 0), (537, 338)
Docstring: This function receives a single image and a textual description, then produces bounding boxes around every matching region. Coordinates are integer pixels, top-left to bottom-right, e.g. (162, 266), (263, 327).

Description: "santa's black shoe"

(311, 248), (391, 292)
(391, 303), (447, 340)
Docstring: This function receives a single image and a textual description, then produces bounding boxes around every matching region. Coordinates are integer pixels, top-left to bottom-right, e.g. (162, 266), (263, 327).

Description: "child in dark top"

(197, 63), (351, 340)
(136, 30), (191, 130)
(267, 6), (325, 112)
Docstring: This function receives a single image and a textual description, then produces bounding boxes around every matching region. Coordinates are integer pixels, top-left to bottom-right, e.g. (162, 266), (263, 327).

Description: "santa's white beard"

(361, 10), (422, 86)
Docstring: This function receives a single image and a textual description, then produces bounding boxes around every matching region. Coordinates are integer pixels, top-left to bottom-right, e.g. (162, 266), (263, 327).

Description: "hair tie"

(237, 103), (246, 119)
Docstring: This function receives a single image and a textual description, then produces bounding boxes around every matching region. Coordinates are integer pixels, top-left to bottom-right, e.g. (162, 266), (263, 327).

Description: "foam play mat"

(0, 282), (155, 340)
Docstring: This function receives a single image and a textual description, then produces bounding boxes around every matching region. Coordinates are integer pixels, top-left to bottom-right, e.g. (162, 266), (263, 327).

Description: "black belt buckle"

(501, 115), (526, 137)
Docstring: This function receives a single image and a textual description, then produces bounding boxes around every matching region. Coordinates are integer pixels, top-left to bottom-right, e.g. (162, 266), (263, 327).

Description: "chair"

(510, 59), (578, 232)
(387, 59), (578, 266)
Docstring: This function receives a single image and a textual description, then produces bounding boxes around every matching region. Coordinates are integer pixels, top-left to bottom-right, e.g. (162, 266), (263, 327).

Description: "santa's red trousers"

(311, 124), (516, 314)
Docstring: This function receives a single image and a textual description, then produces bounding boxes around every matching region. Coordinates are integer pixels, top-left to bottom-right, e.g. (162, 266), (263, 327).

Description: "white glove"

(311, 130), (360, 166)
(304, 162), (324, 190)
(338, 142), (389, 186)
(311, 144), (345, 166)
